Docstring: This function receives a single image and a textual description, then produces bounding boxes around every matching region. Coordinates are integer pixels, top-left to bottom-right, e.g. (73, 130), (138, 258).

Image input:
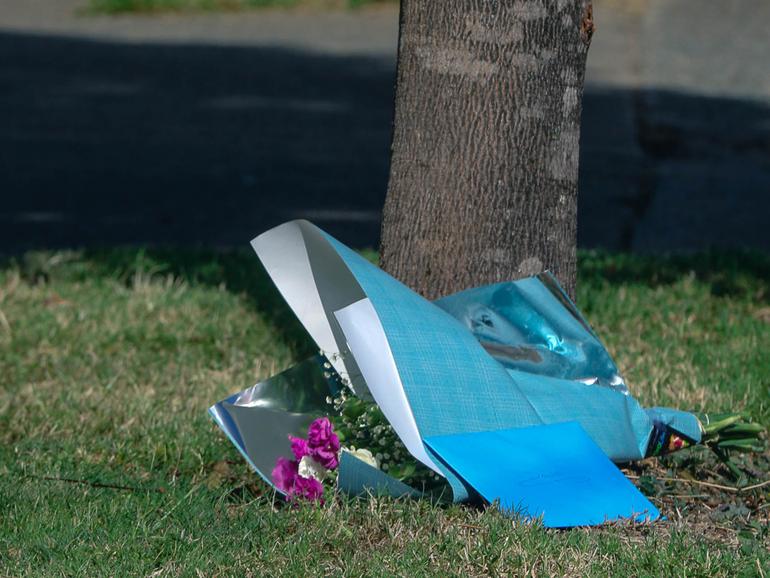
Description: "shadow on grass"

(10, 247), (318, 358)
(578, 250), (770, 301)
(5, 245), (769, 357)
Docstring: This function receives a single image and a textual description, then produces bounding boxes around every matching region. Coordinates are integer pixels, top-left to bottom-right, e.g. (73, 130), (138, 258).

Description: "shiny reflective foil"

(208, 356), (334, 488)
(435, 272), (627, 393)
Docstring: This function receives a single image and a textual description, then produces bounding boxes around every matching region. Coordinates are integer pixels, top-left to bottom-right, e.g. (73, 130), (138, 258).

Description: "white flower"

(298, 455), (328, 481)
(342, 447), (379, 469)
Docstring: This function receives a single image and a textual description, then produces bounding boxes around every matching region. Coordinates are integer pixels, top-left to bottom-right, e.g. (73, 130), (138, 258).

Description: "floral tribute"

(325, 376), (443, 492)
(271, 375), (447, 503)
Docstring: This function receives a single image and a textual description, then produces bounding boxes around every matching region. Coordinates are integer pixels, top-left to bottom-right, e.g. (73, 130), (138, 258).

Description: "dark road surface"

(1, 32), (393, 251)
(1, 1), (768, 253)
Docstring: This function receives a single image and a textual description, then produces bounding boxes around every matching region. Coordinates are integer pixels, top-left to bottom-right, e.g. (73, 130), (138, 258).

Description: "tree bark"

(380, 0), (593, 300)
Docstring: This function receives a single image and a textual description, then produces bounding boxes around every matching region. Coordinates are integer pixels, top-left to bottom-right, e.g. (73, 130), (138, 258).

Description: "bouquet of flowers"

(270, 378), (447, 505)
(209, 220), (764, 525)
(271, 418), (339, 503)
(326, 382), (445, 493)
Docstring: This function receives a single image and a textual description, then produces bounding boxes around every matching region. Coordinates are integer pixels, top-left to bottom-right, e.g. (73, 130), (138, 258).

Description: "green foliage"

(700, 413), (766, 452)
(0, 248), (768, 575)
(328, 383), (446, 492)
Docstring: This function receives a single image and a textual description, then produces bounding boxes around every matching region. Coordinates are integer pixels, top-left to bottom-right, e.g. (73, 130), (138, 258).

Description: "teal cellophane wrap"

(645, 407), (702, 442)
(337, 452), (422, 499)
(431, 275), (701, 458)
(435, 275), (626, 391)
(323, 235), (544, 436)
(509, 370), (654, 459)
(209, 221), (702, 504)
(424, 422), (660, 527)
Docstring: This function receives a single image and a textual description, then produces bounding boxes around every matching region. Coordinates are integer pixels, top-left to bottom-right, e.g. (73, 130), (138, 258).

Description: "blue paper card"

(424, 422), (660, 527)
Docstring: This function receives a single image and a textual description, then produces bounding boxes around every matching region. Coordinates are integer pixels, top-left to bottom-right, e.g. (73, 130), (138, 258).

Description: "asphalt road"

(1, 0), (768, 253)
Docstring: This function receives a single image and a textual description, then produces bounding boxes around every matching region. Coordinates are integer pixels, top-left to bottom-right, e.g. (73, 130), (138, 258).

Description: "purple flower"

(293, 475), (324, 503)
(307, 417), (340, 470)
(307, 417), (334, 448)
(311, 443), (340, 470)
(271, 456), (298, 495)
(288, 435), (310, 461)
(272, 418), (340, 504)
(271, 455), (325, 503)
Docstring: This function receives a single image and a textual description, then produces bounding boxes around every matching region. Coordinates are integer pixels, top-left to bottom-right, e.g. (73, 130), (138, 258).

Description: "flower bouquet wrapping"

(208, 220), (764, 526)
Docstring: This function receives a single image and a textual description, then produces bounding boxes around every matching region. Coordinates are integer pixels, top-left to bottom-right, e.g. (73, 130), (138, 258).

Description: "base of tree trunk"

(380, 0), (593, 300)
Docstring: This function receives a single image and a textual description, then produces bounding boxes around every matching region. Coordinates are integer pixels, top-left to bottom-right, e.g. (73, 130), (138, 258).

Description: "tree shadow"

(1, 29), (769, 273)
(0, 30), (394, 253)
(0, 33), (770, 253)
(577, 249), (770, 302)
(579, 87), (770, 253)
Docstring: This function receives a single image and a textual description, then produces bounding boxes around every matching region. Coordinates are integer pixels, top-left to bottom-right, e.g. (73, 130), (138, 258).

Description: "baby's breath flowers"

(273, 351), (447, 499)
(327, 381), (445, 491)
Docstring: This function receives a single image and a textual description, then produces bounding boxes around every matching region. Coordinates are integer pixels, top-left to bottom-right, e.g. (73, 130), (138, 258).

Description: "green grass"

(86, 0), (393, 15)
(0, 248), (768, 575)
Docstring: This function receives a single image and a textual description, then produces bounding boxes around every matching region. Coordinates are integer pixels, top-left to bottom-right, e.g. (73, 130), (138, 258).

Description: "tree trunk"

(380, 0), (594, 300)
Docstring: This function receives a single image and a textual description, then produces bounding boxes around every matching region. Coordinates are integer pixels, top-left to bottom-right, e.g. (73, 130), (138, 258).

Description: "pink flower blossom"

(271, 456), (298, 495)
(288, 435), (310, 461)
(271, 455), (325, 503)
(307, 417), (340, 470)
(272, 417), (340, 504)
(307, 417), (334, 448)
(293, 475), (324, 503)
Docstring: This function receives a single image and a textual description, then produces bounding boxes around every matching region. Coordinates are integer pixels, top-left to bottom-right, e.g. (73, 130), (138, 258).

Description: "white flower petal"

(342, 447), (379, 469)
(298, 455), (328, 481)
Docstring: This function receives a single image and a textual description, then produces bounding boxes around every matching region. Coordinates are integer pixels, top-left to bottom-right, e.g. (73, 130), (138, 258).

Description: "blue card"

(424, 422), (660, 527)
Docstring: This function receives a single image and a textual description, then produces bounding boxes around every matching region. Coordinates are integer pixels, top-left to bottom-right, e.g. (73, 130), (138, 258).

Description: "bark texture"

(380, 0), (593, 299)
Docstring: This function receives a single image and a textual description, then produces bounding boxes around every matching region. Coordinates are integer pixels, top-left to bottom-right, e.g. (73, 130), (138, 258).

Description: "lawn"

(0, 248), (768, 576)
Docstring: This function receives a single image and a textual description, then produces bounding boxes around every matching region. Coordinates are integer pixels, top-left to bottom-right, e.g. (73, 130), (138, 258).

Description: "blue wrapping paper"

(424, 422), (660, 527)
(208, 220), (702, 525)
